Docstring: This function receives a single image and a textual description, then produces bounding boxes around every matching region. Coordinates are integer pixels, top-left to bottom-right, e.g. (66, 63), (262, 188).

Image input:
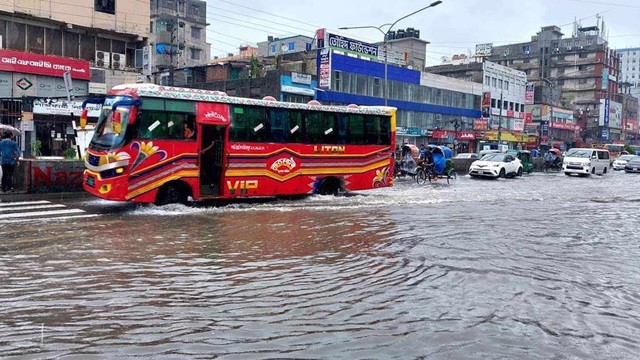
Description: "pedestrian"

(0, 131), (19, 193)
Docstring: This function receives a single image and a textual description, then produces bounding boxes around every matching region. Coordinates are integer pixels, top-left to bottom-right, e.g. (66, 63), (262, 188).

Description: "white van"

(562, 148), (610, 176)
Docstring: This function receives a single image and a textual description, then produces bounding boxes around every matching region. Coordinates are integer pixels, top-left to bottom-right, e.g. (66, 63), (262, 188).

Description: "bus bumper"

(83, 169), (129, 201)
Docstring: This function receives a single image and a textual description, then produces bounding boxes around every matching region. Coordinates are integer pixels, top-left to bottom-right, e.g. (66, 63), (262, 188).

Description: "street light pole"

(339, 1), (443, 107)
(498, 92), (503, 146)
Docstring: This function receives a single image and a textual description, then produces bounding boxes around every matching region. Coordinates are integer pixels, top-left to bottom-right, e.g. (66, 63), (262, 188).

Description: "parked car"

(612, 155), (637, 170)
(624, 156), (640, 173)
(469, 153), (523, 179)
(454, 153), (479, 160)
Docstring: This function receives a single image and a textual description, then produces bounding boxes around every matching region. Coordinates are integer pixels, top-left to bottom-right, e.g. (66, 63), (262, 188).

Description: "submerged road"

(1, 171), (639, 359)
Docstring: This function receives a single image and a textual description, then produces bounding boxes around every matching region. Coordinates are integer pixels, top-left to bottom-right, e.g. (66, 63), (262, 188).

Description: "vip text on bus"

(82, 84), (397, 204)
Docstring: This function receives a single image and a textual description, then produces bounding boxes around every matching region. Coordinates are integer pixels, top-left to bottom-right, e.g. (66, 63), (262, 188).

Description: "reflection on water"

(1, 172), (640, 359)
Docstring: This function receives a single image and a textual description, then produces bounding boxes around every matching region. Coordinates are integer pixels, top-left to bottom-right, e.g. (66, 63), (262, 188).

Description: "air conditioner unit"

(95, 51), (110, 68)
(566, 46), (572, 51)
(111, 53), (126, 70)
(554, 48), (560, 53)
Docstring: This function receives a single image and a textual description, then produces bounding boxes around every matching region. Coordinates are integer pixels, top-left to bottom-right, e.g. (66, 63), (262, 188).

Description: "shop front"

(480, 131), (537, 151)
(431, 130), (476, 154)
(396, 127), (427, 147)
(0, 49), (90, 156)
(32, 100), (102, 156)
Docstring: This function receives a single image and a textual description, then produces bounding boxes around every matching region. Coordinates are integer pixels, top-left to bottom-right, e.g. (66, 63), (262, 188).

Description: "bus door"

(199, 125), (226, 196)
(196, 102), (230, 197)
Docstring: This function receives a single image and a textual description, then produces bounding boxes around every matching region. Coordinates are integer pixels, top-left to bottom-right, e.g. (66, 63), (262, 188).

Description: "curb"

(0, 191), (93, 203)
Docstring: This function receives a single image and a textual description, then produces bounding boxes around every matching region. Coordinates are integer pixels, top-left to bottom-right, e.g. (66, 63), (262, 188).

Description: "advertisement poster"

(318, 49), (331, 89)
(481, 92), (491, 118)
(525, 82), (535, 104)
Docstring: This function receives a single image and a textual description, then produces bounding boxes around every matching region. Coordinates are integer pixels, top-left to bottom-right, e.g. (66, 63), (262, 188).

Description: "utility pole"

(498, 92), (503, 147)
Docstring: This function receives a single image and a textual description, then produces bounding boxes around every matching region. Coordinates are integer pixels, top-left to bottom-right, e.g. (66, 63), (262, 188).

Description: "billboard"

(0, 49), (90, 80)
(475, 43), (493, 56)
(481, 92), (491, 118)
(599, 99), (622, 129)
(317, 48), (332, 89)
(326, 33), (379, 60)
(525, 82), (535, 104)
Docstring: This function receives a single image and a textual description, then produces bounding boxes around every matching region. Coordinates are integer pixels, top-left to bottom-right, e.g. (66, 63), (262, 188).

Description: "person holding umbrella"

(0, 130), (19, 192)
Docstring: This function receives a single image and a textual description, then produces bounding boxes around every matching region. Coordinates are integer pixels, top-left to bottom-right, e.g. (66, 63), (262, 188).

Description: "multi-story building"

(486, 21), (621, 142)
(425, 59), (532, 150)
(258, 35), (316, 58)
(618, 47), (640, 87)
(149, 0), (210, 84)
(0, 0), (150, 156)
(314, 30), (481, 150)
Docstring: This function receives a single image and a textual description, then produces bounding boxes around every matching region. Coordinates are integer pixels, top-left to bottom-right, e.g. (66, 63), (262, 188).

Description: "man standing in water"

(0, 131), (19, 193)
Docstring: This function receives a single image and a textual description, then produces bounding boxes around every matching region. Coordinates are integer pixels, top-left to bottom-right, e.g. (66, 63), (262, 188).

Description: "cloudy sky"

(204, 0), (640, 65)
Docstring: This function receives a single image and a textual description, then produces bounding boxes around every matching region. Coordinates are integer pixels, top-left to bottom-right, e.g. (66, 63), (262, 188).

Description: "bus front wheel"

(156, 181), (190, 205)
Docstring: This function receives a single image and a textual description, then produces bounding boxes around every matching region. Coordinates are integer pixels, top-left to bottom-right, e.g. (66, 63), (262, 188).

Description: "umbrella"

(549, 148), (562, 156)
(0, 124), (20, 136)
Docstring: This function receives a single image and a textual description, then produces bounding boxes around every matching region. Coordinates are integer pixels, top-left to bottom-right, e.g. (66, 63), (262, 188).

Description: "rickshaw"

(394, 144), (420, 178)
(507, 150), (533, 174)
(542, 148), (563, 172)
(416, 145), (457, 184)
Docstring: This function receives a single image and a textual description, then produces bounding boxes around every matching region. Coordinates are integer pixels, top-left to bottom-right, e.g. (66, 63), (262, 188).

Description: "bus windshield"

(91, 96), (134, 149)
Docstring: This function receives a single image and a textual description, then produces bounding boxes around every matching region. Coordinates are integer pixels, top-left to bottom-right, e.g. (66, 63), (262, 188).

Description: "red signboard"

(551, 122), (578, 130)
(197, 102), (229, 125)
(456, 131), (476, 140)
(524, 113), (533, 123)
(0, 49), (90, 80)
(506, 110), (515, 118)
(473, 118), (488, 131)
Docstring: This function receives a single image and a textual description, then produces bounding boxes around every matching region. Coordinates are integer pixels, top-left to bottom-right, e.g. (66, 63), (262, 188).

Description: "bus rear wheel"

(317, 177), (341, 196)
(156, 181), (190, 205)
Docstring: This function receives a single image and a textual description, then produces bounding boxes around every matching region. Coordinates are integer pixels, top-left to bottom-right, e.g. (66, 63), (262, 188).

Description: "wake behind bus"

(82, 84), (397, 205)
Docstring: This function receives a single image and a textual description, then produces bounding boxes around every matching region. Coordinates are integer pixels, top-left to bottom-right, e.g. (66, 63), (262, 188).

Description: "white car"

(454, 153), (479, 160)
(469, 153), (523, 178)
(612, 155), (636, 170)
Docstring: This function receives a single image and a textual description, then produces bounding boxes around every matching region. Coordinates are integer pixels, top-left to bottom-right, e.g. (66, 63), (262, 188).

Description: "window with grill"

(95, 0), (115, 15)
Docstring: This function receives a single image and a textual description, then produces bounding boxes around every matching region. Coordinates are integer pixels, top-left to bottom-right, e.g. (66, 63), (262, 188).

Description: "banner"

(0, 49), (90, 80)
(481, 92), (491, 118)
(33, 99), (102, 117)
(525, 82), (534, 104)
(317, 49), (331, 89)
(473, 118), (488, 131)
(326, 33), (378, 59)
(541, 121), (550, 136)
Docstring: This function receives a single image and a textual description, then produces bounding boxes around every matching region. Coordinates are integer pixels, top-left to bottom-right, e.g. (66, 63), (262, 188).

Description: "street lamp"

(339, 1), (443, 106)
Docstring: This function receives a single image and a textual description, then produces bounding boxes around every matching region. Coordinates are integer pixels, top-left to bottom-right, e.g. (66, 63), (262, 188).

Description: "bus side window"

(230, 106), (249, 142)
(306, 112), (324, 144)
(287, 110), (304, 143)
(138, 110), (167, 139)
(348, 114), (365, 145)
(364, 115), (381, 145)
(378, 116), (391, 145)
(270, 109), (288, 143)
(337, 114), (349, 144)
(322, 112), (338, 144)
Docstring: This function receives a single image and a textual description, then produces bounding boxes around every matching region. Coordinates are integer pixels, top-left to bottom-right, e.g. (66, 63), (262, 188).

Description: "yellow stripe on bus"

(224, 160), (391, 182)
(126, 170), (199, 200)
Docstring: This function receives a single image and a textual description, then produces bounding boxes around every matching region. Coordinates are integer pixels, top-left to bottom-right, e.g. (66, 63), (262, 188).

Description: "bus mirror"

(80, 108), (88, 129)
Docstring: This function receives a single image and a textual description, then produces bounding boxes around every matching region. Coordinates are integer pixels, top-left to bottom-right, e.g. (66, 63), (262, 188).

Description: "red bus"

(82, 84), (397, 204)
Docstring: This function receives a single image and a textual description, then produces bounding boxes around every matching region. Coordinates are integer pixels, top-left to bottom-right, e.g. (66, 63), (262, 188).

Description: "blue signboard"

(601, 127), (609, 141)
(397, 126), (423, 136)
(541, 121), (550, 136)
(604, 98), (610, 126)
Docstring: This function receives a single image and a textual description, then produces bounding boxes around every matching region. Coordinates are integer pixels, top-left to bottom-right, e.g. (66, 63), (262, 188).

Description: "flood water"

(1, 171), (640, 359)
